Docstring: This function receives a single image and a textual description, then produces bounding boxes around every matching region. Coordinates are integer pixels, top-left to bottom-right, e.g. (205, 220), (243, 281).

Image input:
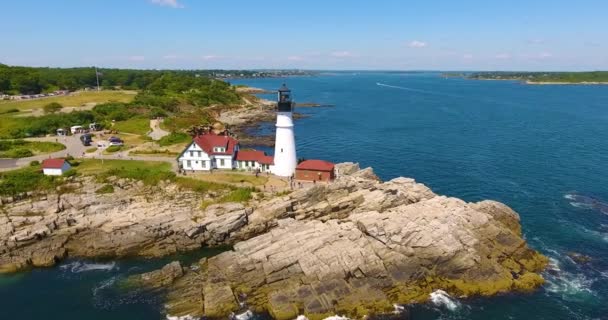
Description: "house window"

(186, 160), (191, 167)
(220, 159), (225, 166)
(189, 151), (193, 157)
(202, 161), (206, 168)
(197, 151), (201, 157)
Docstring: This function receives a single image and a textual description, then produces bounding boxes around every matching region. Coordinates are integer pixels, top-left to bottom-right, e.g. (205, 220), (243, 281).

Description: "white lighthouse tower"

(272, 84), (297, 177)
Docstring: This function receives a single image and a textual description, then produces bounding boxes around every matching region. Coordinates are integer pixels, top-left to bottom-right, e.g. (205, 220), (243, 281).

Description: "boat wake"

(376, 82), (460, 98)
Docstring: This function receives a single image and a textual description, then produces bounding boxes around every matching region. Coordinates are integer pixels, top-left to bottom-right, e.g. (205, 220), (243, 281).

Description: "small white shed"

(42, 158), (71, 176)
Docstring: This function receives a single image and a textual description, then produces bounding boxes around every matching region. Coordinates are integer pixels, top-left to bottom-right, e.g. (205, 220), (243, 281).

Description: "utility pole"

(95, 66), (101, 91)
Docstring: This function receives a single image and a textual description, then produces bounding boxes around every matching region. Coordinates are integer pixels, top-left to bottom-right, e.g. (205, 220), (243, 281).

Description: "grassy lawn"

(112, 117), (150, 135)
(0, 90), (136, 113)
(189, 171), (268, 187)
(76, 159), (172, 175)
(129, 149), (179, 157)
(158, 132), (190, 146)
(0, 140), (66, 158)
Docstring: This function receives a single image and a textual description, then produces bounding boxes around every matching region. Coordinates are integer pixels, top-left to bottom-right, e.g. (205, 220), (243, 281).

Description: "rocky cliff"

(0, 163), (547, 319)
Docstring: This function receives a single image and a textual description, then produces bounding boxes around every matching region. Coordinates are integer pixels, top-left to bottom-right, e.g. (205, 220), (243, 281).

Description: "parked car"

(80, 134), (92, 146)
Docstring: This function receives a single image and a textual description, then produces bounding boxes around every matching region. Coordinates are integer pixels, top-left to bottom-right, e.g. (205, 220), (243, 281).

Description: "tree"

(43, 102), (63, 114)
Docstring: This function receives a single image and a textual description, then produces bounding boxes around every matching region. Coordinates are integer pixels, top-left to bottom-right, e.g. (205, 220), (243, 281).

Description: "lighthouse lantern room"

(272, 84), (298, 177)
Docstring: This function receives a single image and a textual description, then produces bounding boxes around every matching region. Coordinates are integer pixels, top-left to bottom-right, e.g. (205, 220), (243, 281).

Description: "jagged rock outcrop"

(0, 178), (249, 273)
(0, 163), (547, 319)
(154, 165), (546, 319)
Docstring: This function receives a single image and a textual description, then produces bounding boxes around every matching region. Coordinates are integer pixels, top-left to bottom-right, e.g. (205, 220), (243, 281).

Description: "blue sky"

(1, 0), (606, 70)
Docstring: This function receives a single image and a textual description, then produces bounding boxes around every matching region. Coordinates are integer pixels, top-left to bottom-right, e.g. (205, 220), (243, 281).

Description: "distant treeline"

(467, 71), (608, 83)
(0, 64), (314, 95)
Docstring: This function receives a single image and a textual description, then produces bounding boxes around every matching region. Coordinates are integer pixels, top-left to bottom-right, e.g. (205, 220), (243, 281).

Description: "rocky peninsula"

(0, 163), (547, 319)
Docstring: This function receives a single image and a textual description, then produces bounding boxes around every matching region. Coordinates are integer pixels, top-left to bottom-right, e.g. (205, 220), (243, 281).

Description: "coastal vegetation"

(0, 90), (135, 113)
(0, 139), (65, 158)
(0, 65), (248, 142)
(466, 71), (608, 83)
(0, 165), (64, 196)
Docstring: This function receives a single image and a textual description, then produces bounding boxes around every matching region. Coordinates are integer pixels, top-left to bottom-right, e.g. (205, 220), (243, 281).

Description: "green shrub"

(219, 188), (254, 203)
(30, 160), (40, 166)
(95, 184), (115, 194)
(43, 102), (63, 114)
(0, 108), (19, 115)
(62, 169), (78, 177)
(85, 147), (97, 153)
(0, 167), (63, 196)
(105, 145), (122, 153)
(4, 148), (34, 158)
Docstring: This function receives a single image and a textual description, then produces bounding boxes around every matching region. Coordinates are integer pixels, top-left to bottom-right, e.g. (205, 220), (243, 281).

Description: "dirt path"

(148, 118), (170, 141)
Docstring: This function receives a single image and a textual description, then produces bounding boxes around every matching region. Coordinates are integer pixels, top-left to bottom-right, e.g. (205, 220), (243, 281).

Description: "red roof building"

(42, 158), (67, 169)
(192, 133), (238, 156)
(41, 158), (71, 176)
(295, 160), (335, 182)
(235, 150), (274, 165)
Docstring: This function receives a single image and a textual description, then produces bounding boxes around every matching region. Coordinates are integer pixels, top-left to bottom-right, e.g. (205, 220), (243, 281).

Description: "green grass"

(128, 149), (179, 157)
(0, 165), (64, 197)
(0, 140), (65, 158)
(158, 132), (190, 146)
(76, 159), (175, 185)
(104, 145), (123, 153)
(85, 147), (97, 153)
(112, 117), (150, 135)
(0, 91), (136, 113)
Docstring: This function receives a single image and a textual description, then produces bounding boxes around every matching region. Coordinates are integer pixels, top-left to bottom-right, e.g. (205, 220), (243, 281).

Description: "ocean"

(2, 72), (608, 319)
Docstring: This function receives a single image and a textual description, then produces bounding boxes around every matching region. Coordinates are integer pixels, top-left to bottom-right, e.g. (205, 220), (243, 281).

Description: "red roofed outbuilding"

(295, 160), (335, 182)
(41, 158), (72, 176)
(235, 150), (274, 172)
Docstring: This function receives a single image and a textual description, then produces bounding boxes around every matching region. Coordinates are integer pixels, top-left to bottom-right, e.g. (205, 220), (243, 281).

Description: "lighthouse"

(272, 84), (297, 177)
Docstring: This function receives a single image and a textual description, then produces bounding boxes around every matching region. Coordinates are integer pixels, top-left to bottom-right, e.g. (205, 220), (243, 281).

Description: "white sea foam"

(92, 276), (117, 297)
(233, 310), (254, 320)
(429, 289), (460, 311)
(295, 316), (351, 320)
(393, 303), (406, 314)
(166, 315), (198, 320)
(60, 261), (117, 273)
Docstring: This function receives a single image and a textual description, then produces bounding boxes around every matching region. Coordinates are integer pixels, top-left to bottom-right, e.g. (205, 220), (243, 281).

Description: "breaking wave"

(543, 257), (597, 302)
(564, 192), (608, 215)
(429, 289), (461, 311)
(60, 261), (117, 273)
(166, 315), (199, 320)
(296, 316), (350, 320)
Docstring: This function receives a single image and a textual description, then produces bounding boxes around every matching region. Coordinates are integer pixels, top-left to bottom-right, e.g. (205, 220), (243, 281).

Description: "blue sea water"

(2, 72), (608, 319)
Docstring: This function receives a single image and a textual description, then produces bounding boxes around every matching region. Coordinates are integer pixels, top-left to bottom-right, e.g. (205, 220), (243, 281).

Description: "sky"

(0, 0), (607, 71)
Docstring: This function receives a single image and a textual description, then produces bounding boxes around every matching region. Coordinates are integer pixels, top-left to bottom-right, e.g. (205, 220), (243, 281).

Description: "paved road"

(0, 135), (178, 172)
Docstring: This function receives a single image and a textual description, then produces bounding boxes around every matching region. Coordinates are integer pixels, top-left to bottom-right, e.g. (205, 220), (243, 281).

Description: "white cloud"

(495, 53), (511, 59)
(408, 40), (427, 48)
(128, 55), (145, 61)
(330, 51), (353, 58)
(463, 54), (473, 59)
(287, 56), (304, 61)
(526, 39), (545, 45)
(201, 55), (221, 60)
(162, 54), (180, 60)
(538, 52), (553, 59)
(150, 0), (184, 8)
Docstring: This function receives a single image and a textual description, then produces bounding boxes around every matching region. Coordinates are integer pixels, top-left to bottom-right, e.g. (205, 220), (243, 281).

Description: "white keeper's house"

(178, 132), (274, 172)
